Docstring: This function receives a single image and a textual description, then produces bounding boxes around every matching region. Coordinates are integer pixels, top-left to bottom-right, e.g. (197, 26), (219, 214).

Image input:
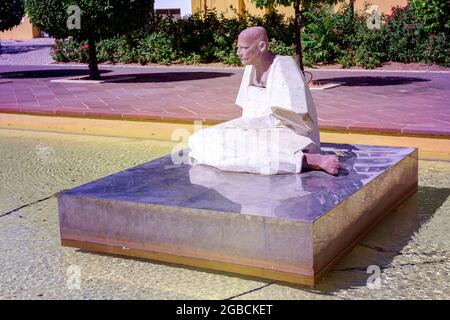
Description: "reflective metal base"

(58, 143), (418, 287)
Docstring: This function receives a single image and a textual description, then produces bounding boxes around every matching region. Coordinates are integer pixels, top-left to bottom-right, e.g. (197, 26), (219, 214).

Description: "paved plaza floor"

(0, 64), (449, 137)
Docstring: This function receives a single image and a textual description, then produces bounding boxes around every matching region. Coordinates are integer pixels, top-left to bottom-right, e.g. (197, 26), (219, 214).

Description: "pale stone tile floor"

(0, 38), (55, 66)
(0, 128), (449, 299)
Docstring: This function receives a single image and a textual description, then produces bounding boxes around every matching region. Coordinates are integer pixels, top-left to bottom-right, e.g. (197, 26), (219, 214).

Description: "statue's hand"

(270, 107), (313, 136)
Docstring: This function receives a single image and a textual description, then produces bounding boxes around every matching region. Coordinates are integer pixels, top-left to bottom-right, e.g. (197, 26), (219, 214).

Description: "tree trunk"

(350, 0), (355, 16)
(88, 37), (100, 80)
(149, 0), (155, 21)
(349, 0), (355, 33)
(294, 0), (304, 72)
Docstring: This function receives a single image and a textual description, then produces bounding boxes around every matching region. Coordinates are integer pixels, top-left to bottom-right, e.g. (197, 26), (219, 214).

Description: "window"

(155, 8), (181, 20)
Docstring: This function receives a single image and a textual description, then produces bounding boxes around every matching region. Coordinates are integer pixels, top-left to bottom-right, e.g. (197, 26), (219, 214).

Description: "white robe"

(188, 55), (320, 175)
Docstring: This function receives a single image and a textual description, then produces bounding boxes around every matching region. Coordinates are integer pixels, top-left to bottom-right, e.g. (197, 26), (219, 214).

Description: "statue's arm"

(268, 56), (310, 115)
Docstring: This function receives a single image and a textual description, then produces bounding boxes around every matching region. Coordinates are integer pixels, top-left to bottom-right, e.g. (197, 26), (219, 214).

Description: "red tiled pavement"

(0, 65), (449, 136)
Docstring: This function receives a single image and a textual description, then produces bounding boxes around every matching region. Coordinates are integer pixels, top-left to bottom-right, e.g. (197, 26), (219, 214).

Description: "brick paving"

(0, 64), (449, 136)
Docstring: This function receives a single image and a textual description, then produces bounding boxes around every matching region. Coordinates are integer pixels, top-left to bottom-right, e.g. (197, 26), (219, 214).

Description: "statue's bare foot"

(303, 153), (340, 175)
(319, 154), (340, 175)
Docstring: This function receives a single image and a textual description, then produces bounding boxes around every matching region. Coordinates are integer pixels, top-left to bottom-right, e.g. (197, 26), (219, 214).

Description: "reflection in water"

(188, 144), (414, 221)
(189, 165), (310, 217)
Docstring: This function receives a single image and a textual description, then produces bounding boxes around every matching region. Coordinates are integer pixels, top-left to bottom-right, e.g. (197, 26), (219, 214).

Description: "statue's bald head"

(238, 26), (269, 44)
(237, 26), (270, 66)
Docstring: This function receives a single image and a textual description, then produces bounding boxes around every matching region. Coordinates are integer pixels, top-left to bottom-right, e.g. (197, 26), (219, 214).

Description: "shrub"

(343, 3), (450, 68)
(115, 35), (140, 64)
(215, 45), (242, 66)
(379, 4), (450, 66)
(355, 31), (386, 69)
(332, 2), (361, 50)
(382, 6), (426, 63)
(257, 10), (294, 46)
(337, 50), (356, 68)
(137, 32), (176, 65)
(171, 10), (222, 62)
(51, 4), (450, 69)
(96, 38), (119, 63)
(421, 33), (450, 66)
(350, 9), (387, 69)
(180, 53), (203, 65)
(269, 38), (295, 57)
(302, 5), (341, 64)
(409, 0), (450, 35)
(53, 38), (88, 63)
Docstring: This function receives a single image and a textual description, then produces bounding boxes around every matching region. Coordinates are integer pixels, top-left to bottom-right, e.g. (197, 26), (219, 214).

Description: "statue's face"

(237, 34), (263, 66)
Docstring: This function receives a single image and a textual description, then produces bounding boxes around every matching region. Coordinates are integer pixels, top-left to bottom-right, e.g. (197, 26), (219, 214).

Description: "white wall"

(154, 0), (192, 16)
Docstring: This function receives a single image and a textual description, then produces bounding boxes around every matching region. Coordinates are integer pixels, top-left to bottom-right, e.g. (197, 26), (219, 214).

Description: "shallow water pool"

(0, 128), (449, 299)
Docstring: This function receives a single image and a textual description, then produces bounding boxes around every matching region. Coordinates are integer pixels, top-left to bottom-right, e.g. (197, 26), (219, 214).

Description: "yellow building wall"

(192, 0), (409, 17)
(0, 16), (40, 40)
(192, 0), (241, 16)
(352, 0), (408, 14)
(240, 0), (270, 16)
(192, 0), (266, 17)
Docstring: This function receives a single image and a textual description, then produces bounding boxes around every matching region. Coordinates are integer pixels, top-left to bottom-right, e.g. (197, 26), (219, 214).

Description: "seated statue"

(188, 26), (339, 175)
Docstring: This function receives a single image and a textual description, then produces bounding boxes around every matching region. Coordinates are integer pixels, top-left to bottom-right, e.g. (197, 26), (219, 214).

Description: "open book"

(270, 107), (314, 137)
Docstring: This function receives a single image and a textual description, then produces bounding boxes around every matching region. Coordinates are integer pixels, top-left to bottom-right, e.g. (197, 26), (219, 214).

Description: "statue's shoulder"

(272, 55), (302, 74)
(274, 55), (296, 63)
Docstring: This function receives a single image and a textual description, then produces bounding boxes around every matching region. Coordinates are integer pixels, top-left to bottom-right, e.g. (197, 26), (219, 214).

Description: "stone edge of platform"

(0, 111), (449, 160)
(1, 110), (449, 137)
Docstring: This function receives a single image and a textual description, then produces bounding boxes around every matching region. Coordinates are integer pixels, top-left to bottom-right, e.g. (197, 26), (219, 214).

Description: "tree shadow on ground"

(111, 71), (234, 83)
(0, 69), (234, 82)
(0, 69), (112, 79)
(315, 76), (430, 87)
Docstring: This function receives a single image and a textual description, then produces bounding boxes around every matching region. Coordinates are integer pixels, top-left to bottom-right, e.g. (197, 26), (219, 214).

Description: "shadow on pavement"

(112, 71), (235, 83)
(0, 68), (112, 79)
(0, 69), (234, 83)
(315, 76), (430, 86)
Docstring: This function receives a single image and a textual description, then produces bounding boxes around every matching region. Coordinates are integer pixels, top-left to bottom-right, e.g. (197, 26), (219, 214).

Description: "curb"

(0, 112), (449, 161)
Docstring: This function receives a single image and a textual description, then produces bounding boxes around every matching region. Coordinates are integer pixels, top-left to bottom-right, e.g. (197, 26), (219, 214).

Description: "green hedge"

(52, 1), (450, 68)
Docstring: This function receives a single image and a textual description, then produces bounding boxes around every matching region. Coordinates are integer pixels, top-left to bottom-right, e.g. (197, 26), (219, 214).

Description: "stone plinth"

(57, 143), (418, 286)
